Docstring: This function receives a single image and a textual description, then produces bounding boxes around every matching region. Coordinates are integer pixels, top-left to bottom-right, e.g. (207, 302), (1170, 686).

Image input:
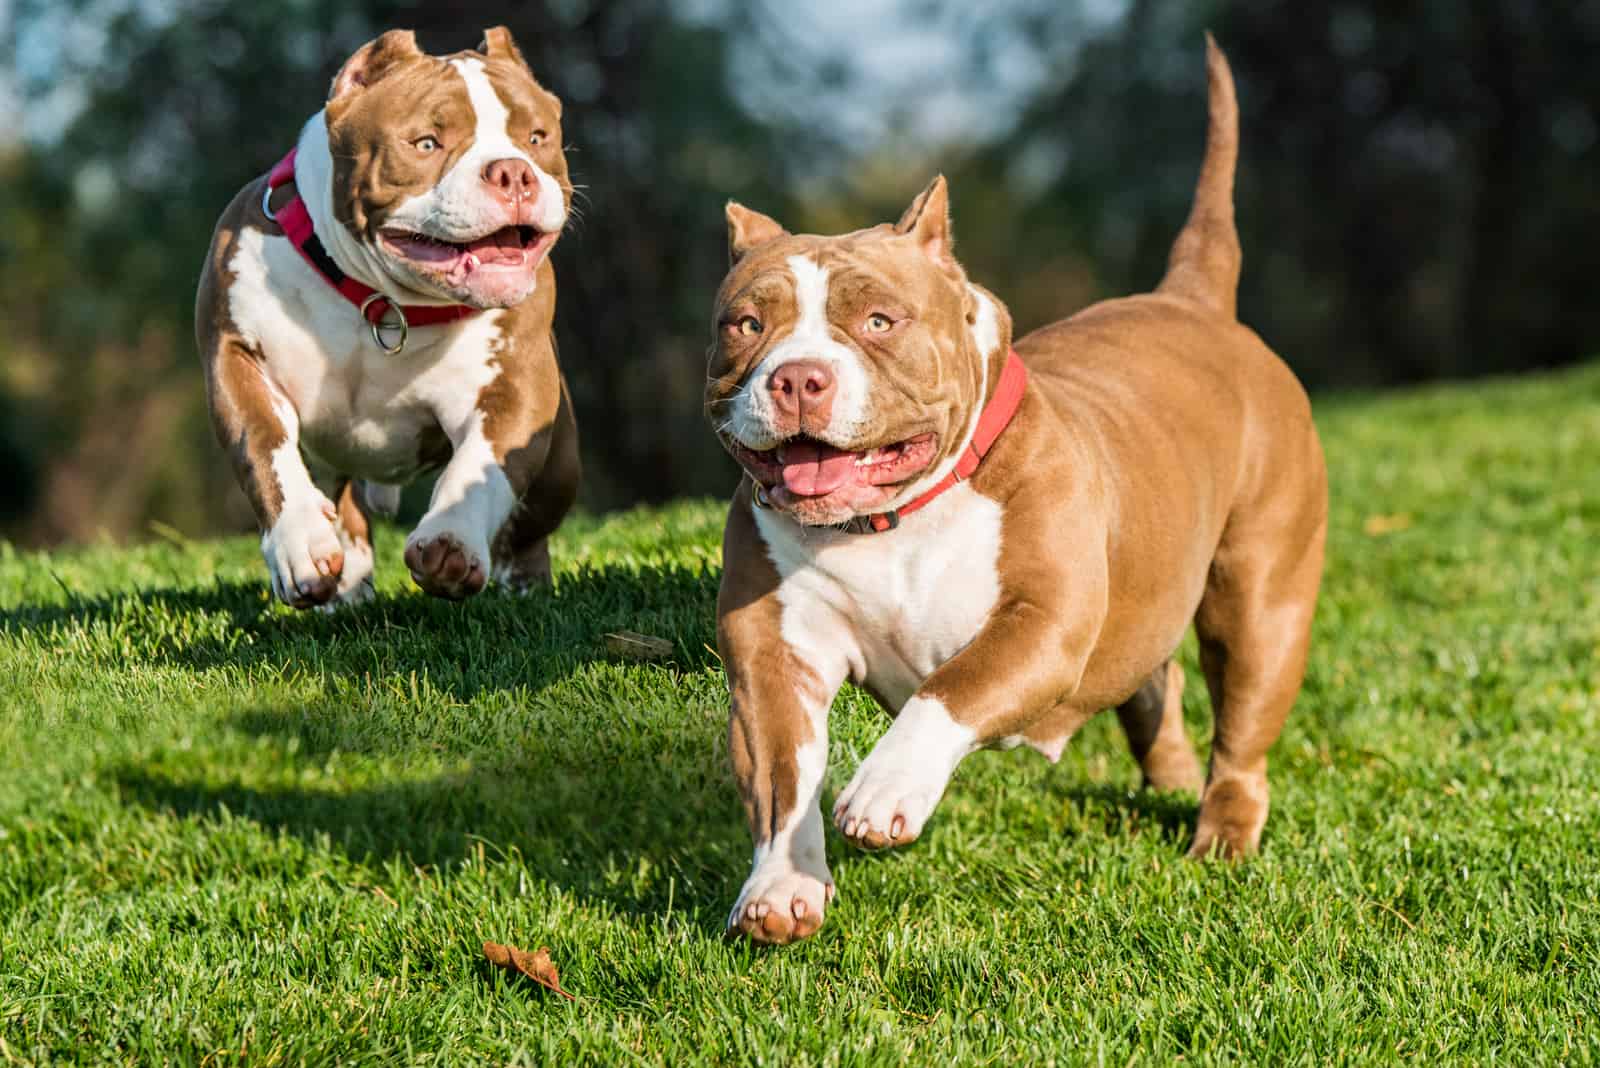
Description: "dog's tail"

(1157, 34), (1241, 319)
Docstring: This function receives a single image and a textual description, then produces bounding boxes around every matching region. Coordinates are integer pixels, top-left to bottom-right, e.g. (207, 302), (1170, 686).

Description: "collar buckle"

(358, 294), (409, 356)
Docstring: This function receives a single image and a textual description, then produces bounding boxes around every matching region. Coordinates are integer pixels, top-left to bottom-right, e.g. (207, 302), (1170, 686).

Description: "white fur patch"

(227, 223), (510, 483)
(833, 695), (977, 843)
(755, 480), (1004, 709)
(969, 285), (1001, 359)
(382, 59), (566, 248)
(727, 255), (872, 449)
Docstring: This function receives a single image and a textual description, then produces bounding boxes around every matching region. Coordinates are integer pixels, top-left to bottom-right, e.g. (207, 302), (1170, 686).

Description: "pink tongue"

(780, 440), (857, 497)
(465, 228), (529, 265)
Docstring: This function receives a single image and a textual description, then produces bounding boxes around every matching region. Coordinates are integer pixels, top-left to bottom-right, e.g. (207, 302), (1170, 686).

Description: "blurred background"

(1, 0), (1597, 545)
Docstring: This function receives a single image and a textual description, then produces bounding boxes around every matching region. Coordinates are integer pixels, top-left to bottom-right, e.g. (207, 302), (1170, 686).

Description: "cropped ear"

(329, 29), (422, 101)
(726, 201), (788, 264)
(479, 25), (533, 74)
(894, 174), (959, 273)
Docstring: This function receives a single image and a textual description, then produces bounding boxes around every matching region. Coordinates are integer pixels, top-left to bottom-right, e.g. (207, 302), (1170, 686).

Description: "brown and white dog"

(196, 27), (578, 608)
(707, 40), (1327, 944)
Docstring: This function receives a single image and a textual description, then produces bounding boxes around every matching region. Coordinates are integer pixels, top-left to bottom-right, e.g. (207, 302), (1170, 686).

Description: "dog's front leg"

(834, 583), (1104, 850)
(404, 406), (522, 600)
(203, 343), (348, 609)
(720, 499), (849, 944)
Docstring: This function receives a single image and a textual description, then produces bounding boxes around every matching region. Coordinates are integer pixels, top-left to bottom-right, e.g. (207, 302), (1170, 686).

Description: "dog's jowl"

(706, 39), (1327, 944)
(196, 27), (579, 608)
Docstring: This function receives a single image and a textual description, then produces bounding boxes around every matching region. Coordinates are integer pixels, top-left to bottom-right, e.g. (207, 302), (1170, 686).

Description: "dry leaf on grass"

(483, 941), (576, 1000)
(1363, 513), (1413, 536)
(603, 630), (675, 660)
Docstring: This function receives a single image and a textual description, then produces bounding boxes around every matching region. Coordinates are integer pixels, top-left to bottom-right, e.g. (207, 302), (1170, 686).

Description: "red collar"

(850, 348), (1029, 534)
(265, 148), (479, 353)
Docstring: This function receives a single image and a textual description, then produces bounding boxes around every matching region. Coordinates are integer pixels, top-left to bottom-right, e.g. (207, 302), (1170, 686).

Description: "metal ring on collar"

(260, 181), (278, 222)
(358, 294), (409, 355)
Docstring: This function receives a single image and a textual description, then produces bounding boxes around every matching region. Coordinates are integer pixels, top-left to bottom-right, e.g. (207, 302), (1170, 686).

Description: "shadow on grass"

(17, 557), (748, 923)
(1051, 782), (1200, 847)
(112, 700), (748, 923)
(0, 562), (721, 699)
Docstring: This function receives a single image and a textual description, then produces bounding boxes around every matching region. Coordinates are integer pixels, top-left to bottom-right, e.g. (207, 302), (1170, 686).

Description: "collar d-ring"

(359, 293), (409, 355)
(260, 180), (278, 223)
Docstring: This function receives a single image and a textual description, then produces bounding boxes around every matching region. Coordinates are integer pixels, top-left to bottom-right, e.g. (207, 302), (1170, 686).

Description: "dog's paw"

(1186, 776), (1268, 861)
(262, 499), (345, 609)
(316, 536), (376, 612)
(833, 696), (969, 850)
(404, 521), (488, 600)
(832, 762), (942, 850)
(727, 865), (835, 946)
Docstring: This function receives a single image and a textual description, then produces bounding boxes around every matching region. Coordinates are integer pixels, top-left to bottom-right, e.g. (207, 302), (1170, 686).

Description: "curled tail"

(1157, 34), (1242, 318)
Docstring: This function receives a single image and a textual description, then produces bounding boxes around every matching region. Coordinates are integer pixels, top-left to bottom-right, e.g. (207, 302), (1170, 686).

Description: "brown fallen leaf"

(603, 630), (675, 660)
(483, 941), (576, 1000)
(1362, 513), (1413, 536)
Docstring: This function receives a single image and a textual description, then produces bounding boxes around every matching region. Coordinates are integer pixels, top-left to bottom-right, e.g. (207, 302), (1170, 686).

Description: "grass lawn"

(4, 364), (1600, 1065)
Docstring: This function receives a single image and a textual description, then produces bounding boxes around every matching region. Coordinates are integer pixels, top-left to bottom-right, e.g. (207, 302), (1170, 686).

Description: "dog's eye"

(529, 130), (547, 147)
(414, 135), (441, 153)
(865, 313), (894, 333)
(735, 316), (763, 337)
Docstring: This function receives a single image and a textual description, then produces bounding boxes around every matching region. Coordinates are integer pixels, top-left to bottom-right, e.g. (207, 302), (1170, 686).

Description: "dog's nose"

(482, 158), (538, 201)
(767, 359), (836, 426)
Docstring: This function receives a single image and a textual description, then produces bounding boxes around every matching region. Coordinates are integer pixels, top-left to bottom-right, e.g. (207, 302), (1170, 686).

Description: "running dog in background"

(197, 26), (578, 608)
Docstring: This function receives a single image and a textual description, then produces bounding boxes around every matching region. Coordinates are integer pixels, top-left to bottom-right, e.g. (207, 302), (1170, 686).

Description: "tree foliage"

(1, 0), (1596, 544)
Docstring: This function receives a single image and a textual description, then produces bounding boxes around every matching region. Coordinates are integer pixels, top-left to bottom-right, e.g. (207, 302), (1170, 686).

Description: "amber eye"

(865, 313), (894, 333)
(414, 135), (441, 153)
(734, 315), (763, 336)
(530, 130), (547, 147)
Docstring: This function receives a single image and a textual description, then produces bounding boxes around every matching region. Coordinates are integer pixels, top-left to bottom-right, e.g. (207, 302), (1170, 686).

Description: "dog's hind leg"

(489, 377), (580, 592)
(1116, 660), (1203, 793)
(1188, 488), (1325, 859)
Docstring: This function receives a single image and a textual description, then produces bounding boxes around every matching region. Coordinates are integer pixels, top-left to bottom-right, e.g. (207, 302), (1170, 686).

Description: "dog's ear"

(329, 29), (422, 102)
(726, 202), (788, 264)
(479, 26), (534, 75)
(895, 175), (959, 273)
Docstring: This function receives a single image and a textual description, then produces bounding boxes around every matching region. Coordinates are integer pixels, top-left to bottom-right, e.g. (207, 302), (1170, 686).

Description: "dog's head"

(320, 27), (569, 309)
(705, 177), (1012, 527)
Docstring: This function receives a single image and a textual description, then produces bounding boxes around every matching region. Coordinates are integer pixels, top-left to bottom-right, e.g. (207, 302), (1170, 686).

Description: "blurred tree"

(2, 0), (1598, 546)
(937, 0), (1600, 384)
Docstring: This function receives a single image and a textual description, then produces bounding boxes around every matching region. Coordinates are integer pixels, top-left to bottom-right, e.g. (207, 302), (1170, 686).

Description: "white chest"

(225, 228), (505, 481)
(755, 484), (1005, 709)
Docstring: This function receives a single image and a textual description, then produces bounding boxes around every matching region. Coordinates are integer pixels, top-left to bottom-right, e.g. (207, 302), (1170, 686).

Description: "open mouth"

(379, 224), (557, 280)
(729, 432), (939, 507)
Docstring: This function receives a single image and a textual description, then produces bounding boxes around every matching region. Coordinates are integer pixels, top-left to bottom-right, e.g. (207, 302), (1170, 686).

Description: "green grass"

(5, 364), (1600, 1065)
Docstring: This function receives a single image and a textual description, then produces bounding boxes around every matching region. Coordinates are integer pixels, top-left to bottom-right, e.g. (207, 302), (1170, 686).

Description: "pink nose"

(767, 359), (836, 426)
(482, 158), (538, 202)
